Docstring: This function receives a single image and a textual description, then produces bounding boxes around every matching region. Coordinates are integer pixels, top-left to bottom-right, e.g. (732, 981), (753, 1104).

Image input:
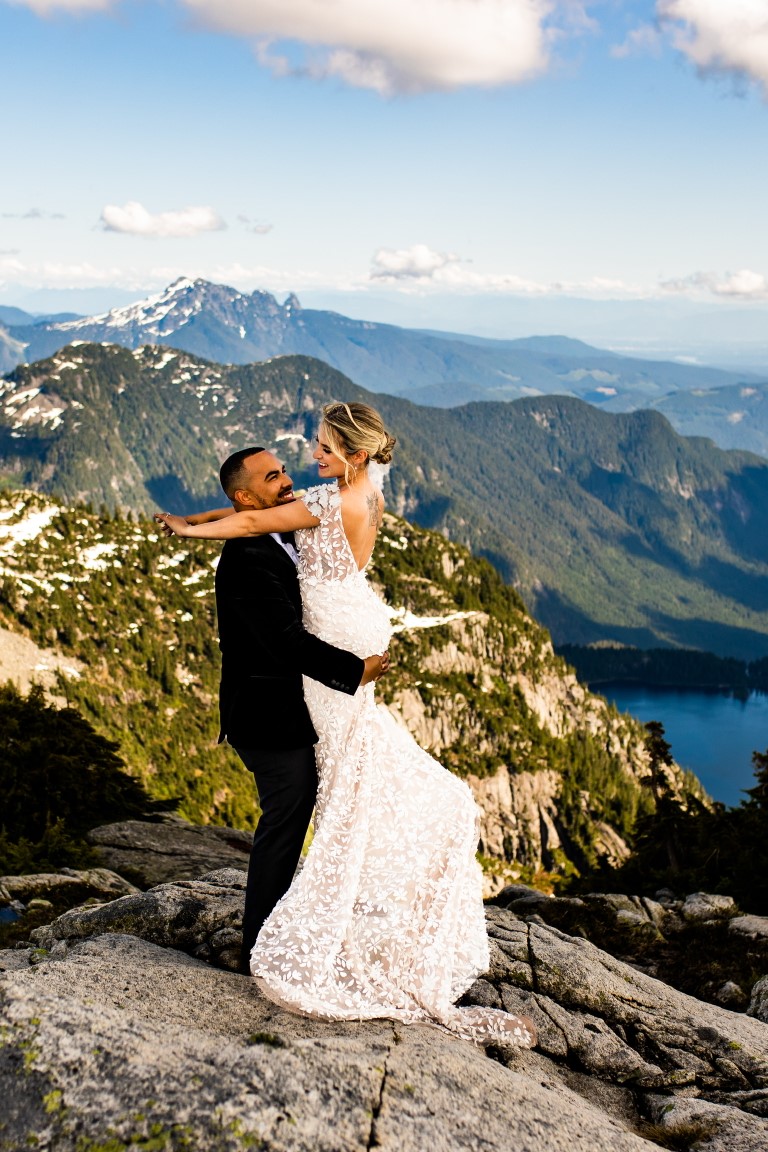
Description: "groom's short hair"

(220, 446), (266, 499)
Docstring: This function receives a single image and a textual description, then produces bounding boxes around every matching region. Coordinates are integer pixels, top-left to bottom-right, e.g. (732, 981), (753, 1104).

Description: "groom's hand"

(361, 651), (391, 686)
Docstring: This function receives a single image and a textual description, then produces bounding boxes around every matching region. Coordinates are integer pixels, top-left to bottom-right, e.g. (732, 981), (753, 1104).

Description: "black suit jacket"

(215, 534), (364, 750)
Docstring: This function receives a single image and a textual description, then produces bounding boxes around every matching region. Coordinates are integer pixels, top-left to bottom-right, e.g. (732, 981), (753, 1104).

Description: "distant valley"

(1, 278), (766, 458)
(2, 342), (768, 660)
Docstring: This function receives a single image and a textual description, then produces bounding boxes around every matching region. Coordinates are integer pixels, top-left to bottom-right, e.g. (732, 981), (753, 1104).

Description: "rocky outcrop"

(7, 869), (766, 1150)
(492, 885), (768, 1014)
(479, 909), (768, 1111)
(0, 624), (84, 701)
(29, 868), (247, 972)
(0, 867), (137, 908)
(0, 868), (141, 948)
(1, 934), (658, 1152)
(384, 609), (647, 877)
(86, 814), (254, 888)
(470, 767), (571, 873)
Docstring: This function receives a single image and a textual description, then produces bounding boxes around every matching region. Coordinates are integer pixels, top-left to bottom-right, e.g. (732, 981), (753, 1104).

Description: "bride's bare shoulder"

(340, 484), (383, 528)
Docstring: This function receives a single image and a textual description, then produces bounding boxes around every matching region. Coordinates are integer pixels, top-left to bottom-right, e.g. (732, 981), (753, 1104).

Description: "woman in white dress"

(156, 402), (535, 1047)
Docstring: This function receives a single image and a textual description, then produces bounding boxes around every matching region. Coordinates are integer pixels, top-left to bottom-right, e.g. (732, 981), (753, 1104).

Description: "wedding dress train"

(250, 482), (534, 1046)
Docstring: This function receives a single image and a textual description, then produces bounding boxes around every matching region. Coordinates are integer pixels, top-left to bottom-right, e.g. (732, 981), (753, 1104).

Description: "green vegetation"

(559, 643), (768, 695)
(0, 682), (171, 875)
(3, 344), (768, 658)
(579, 722), (768, 915)
(0, 490), (650, 880)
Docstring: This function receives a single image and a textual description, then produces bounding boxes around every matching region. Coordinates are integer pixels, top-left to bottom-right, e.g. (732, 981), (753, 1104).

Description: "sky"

(2, 1), (768, 360)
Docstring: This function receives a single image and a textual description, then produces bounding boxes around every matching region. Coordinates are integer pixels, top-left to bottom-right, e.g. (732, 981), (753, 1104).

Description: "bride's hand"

(154, 512), (191, 538)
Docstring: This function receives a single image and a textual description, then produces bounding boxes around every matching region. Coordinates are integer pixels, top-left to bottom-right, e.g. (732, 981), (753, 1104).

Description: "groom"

(208, 446), (389, 975)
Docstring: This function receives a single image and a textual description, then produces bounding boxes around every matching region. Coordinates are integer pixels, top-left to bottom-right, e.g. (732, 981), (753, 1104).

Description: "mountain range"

(1, 278), (761, 431)
(3, 341), (768, 660)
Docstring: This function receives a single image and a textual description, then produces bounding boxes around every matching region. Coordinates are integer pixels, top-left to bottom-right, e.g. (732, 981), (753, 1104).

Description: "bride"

(156, 401), (535, 1047)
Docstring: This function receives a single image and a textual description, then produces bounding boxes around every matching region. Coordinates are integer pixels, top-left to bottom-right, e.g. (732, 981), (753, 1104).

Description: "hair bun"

(373, 432), (396, 465)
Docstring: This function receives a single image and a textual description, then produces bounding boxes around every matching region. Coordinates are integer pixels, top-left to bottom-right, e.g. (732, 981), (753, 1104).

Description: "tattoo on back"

(366, 492), (380, 527)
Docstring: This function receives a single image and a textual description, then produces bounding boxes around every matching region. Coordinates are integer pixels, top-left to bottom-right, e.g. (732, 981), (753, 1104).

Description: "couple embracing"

(157, 401), (535, 1047)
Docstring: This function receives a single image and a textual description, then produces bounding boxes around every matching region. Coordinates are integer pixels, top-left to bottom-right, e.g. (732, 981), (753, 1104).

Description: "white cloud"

(658, 0), (768, 96)
(371, 244), (464, 281)
(180, 0), (556, 94)
(0, 256), (139, 288)
(610, 23), (662, 60)
(369, 246), (651, 297)
(100, 201), (226, 238)
(661, 268), (768, 300)
(5, 248), (768, 307)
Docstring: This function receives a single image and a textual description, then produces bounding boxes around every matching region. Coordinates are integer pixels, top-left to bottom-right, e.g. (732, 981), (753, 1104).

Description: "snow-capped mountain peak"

(51, 279), (298, 343)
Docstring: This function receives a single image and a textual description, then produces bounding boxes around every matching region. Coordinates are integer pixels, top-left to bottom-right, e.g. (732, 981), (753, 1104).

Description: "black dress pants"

(234, 743), (318, 975)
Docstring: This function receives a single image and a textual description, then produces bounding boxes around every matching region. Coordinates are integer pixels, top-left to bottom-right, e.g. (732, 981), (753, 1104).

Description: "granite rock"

(87, 815), (254, 888)
(30, 868), (247, 970)
(0, 933), (660, 1152)
(748, 976), (768, 1025)
(0, 867), (138, 907)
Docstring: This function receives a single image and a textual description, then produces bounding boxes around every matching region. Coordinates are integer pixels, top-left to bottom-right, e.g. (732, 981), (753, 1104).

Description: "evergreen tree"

(0, 683), (173, 873)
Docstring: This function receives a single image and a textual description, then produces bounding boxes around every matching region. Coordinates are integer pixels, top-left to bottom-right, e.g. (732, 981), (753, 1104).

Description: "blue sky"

(2, 1), (768, 357)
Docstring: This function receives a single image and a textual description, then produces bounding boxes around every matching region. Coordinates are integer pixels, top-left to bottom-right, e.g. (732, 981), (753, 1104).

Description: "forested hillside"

(0, 490), (661, 880)
(3, 342), (768, 658)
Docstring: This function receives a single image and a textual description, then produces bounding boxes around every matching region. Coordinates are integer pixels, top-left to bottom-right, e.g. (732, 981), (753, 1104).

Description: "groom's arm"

(226, 548), (369, 694)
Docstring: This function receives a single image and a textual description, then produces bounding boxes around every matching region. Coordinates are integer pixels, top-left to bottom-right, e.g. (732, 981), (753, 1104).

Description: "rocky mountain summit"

(2, 868), (767, 1151)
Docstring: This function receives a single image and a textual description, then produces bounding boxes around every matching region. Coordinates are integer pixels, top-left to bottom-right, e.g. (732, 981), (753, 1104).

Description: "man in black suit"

(208, 446), (388, 974)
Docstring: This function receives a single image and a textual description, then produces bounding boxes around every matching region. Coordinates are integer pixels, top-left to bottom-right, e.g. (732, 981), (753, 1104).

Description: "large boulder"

(1, 934), (659, 1152)
(30, 869), (247, 971)
(681, 893), (737, 923)
(87, 815), (254, 887)
(18, 868), (768, 1145)
(0, 867), (138, 908)
(749, 976), (768, 1025)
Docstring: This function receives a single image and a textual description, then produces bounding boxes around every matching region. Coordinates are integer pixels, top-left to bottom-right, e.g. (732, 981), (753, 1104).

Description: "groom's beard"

(251, 485), (294, 510)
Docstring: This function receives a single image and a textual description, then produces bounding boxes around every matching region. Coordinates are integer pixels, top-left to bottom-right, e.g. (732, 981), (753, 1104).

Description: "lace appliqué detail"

(249, 480), (534, 1048)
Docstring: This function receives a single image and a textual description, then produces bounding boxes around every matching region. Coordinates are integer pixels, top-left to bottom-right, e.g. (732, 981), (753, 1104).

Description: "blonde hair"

(320, 401), (396, 484)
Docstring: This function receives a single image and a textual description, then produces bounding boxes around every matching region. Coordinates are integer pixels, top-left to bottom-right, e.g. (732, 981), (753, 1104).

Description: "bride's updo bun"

(321, 402), (396, 469)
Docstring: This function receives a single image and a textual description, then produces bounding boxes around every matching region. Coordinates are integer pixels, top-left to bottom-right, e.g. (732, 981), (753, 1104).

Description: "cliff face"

(379, 596), (649, 880)
(0, 492), (660, 879)
(370, 516), (658, 882)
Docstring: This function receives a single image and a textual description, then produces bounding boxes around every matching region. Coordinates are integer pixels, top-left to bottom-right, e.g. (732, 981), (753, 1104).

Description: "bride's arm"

(155, 499), (320, 539)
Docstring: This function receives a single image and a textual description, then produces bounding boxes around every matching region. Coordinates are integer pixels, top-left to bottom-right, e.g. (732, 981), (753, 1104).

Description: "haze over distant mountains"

(3, 342), (768, 660)
(2, 277), (766, 455)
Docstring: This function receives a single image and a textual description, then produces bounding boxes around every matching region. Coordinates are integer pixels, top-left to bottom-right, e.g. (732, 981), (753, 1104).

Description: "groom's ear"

(233, 487), (256, 508)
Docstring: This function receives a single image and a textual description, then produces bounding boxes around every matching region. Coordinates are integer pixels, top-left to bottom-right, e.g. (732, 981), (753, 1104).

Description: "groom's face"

(233, 450), (295, 510)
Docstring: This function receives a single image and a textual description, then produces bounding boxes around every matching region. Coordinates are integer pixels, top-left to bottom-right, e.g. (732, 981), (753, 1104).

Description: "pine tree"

(0, 683), (174, 873)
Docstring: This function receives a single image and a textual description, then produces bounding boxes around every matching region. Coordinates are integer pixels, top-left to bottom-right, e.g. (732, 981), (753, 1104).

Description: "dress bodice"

(296, 482), (391, 657)
(296, 482), (361, 585)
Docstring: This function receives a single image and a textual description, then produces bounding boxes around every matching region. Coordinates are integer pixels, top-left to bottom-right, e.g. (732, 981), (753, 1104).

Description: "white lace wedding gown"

(249, 481), (534, 1046)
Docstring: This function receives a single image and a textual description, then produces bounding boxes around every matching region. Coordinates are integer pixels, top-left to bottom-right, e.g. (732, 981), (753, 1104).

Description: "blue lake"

(596, 684), (768, 808)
